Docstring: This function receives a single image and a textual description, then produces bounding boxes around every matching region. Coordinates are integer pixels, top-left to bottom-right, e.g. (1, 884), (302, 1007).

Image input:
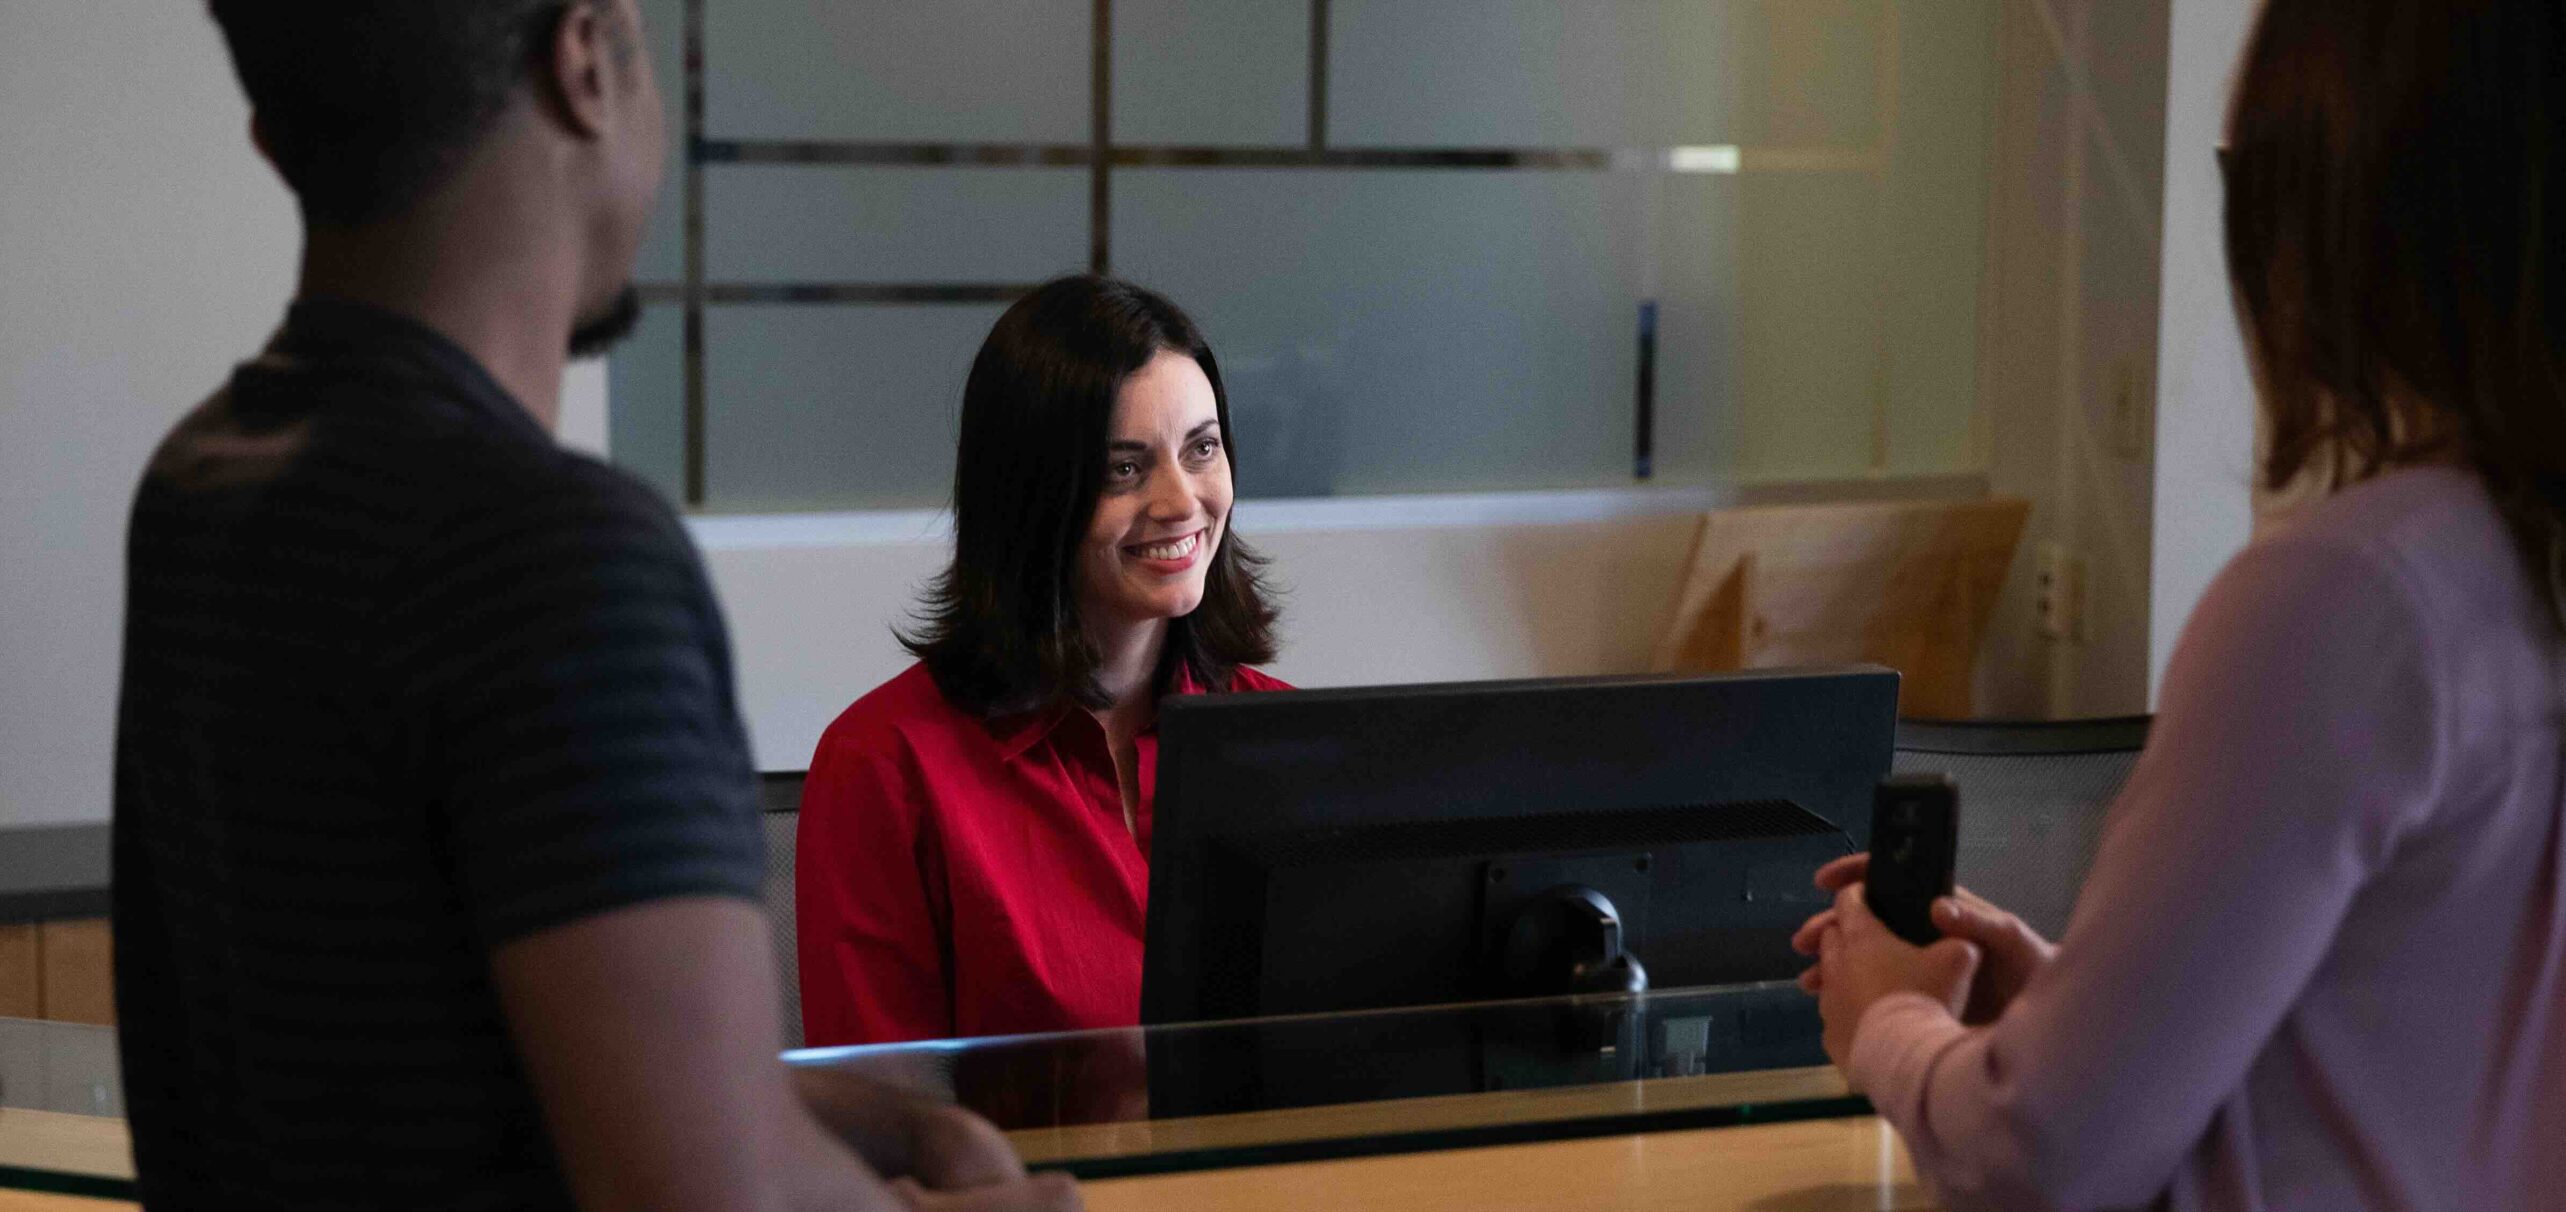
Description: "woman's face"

(1076, 349), (1233, 634)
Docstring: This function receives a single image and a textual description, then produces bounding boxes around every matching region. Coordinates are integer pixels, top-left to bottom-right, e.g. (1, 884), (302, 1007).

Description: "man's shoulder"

(144, 359), (688, 559)
(338, 393), (698, 583)
(464, 447), (690, 552)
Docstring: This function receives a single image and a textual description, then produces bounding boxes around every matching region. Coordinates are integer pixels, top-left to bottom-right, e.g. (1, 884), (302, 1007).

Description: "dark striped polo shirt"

(111, 299), (764, 1208)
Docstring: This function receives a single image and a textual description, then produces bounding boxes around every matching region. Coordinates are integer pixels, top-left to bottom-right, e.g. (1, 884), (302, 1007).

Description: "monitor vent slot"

(1246, 799), (1837, 866)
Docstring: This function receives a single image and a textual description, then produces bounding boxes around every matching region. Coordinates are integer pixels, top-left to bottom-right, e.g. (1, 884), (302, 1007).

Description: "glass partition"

(614, 0), (2002, 511)
(789, 980), (1860, 1177)
(0, 984), (1860, 1195)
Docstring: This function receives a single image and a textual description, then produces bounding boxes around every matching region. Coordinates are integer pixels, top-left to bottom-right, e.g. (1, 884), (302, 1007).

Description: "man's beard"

(567, 285), (643, 358)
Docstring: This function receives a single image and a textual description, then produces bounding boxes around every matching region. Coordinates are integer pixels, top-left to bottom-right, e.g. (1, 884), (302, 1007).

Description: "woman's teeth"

(1133, 532), (1200, 561)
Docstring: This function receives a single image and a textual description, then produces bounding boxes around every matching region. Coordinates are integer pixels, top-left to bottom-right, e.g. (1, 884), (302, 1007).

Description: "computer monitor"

(1141, 667), (1900, 1024)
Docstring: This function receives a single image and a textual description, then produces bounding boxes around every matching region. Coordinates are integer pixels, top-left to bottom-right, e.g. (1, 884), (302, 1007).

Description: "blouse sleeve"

(1848, 529), (2450, 1210)
(795, 724), (955, 1046)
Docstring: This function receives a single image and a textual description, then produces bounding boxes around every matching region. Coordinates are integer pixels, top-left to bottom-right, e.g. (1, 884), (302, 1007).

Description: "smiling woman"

(794, 275), (1290, 1047)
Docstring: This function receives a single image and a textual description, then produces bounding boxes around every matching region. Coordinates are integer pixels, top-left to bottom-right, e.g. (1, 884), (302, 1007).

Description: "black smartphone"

(1866, 774), (1959, 946)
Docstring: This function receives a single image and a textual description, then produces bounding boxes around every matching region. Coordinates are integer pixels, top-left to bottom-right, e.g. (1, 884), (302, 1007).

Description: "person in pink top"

(1794, 1), (2566, 1208)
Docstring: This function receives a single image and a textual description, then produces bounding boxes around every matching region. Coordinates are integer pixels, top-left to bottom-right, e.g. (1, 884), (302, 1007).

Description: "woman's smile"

(1125, 528), (1206, 573)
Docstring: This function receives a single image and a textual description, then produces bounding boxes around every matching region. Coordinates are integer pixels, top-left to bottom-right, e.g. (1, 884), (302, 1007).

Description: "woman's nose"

(1147, 466), (1197, 518)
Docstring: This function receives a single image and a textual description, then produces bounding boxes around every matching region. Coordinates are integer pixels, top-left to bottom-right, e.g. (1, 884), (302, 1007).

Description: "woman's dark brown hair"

(2226, 0), (2566, 626)
(901, 275), (1279, 718)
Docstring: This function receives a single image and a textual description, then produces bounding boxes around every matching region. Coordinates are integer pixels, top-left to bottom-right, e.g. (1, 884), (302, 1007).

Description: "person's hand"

(1813, 882), (1980, 1070)
(906, 1103), (1033, 1191)
(1792, 855), (2056, 1025)
(891, 1172), (1083, 1211)
(1790, 852), (1872, 981)
(1928, 889), (2056, 1024)
(792, 1068), (1031, 1190)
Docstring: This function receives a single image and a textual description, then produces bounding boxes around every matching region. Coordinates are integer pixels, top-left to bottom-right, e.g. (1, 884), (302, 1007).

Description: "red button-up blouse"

(795, 660), (1291, 1046)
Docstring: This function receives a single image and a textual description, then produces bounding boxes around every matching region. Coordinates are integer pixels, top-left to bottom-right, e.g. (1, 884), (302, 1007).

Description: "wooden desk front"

(0, 1110), (1933, 1212)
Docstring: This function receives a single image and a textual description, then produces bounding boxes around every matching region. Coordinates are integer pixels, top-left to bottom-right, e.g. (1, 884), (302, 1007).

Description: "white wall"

(2147, 0), (2258, 696)
(0, 3), (298, 827)
(697, 477), (1983, 771)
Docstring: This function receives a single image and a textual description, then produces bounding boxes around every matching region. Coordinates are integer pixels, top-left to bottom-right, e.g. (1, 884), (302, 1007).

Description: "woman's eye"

(1108, 460), (1140, 481)
(1190, 438), (1222, 459)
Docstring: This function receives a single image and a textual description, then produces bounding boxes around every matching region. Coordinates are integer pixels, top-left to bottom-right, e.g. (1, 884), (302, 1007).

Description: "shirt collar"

(987, 661), (1208, 761)
(255, 297), (551, 450)
(989, 702), (1076, 762)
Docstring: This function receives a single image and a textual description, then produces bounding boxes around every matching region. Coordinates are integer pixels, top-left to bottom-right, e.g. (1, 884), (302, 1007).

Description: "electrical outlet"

(2108, 360), (2151, 459)
(2036, 542), (2088, 641)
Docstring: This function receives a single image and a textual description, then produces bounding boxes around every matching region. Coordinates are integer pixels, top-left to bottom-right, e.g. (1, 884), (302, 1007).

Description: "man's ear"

(533, 0), (616, 141)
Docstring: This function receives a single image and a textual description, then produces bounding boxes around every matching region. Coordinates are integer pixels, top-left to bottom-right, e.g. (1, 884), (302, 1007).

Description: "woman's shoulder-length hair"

(899, 274), (1279, 718)
(2225, 0), (2566, 625)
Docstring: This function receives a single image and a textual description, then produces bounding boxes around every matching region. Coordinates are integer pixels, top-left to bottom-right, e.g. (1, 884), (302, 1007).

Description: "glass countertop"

(788, 981), (1863, 1177)
(0, 1016), (131, 1197)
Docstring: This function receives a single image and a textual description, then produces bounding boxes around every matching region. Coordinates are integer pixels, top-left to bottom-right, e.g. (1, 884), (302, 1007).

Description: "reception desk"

(2, 983), (1936, 1210)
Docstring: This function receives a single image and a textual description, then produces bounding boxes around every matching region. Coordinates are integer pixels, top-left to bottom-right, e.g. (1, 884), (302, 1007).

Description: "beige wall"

(1972, 0), (2172, 719)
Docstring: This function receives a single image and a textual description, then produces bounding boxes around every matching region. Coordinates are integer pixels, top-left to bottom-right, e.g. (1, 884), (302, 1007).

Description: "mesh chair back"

(1891, 717), (2150, 941)
(759, 774), (805, 1048)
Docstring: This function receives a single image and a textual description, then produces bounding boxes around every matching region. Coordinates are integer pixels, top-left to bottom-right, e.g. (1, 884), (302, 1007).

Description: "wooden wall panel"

(37, 920), (113, 1027)
(0, 926), (37, 1020)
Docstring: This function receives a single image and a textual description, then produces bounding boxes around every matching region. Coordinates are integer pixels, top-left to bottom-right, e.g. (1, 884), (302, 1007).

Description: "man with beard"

(111, 4), (1076, 1209)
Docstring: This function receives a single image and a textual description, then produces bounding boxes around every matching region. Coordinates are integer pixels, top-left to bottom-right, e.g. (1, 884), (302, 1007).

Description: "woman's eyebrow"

(1108, 422), (1217, 451)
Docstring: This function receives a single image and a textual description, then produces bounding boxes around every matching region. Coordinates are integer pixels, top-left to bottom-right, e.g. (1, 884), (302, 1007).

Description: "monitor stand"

(1487, 867), (1652, 999)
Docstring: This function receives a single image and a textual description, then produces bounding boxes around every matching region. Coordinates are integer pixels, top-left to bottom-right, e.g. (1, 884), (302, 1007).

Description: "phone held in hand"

(1866, 773), (1959, 947)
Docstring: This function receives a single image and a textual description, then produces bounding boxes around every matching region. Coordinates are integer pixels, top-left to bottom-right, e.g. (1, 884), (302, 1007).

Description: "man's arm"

(492, 893), (1082, 1206)
(790, 1067), (1026, 1191)
(493, 896), (1078, 1211)
(394, 475), (1072, 1209)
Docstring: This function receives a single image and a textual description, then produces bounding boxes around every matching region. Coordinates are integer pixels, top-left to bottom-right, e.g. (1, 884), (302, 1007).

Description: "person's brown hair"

(2225, 0), (2566, 626)
(901, 275), (1280, 719)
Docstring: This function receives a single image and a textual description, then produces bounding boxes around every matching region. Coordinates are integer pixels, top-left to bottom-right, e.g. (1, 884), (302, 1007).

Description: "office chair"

(758, 773), (806, 1048)
(1890, 717), (2151, 941)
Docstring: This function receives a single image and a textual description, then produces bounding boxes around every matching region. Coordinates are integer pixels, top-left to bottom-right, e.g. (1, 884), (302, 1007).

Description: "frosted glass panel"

(706, 1), (1089, 142)
(1113, 0), (1310, 146)
(1117, 170), (1643, 498)
(1876, 0), (1999, 475)
(1735, 173), (1881, 480)
(606, 304), (685, 503)
(1645, 175), (1745, 485)
(707, 168), (1088, 283)
(1730, 0), (1885, 148)
(701, 305), (1004, 512)
(1330, 0), (1741, 147)
(635, 0), (686, 282)
(607, 0), (2017, 510)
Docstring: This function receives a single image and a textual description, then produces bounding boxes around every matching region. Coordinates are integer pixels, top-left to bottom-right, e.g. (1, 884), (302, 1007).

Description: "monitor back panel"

(1144, 667), (1900, 1024)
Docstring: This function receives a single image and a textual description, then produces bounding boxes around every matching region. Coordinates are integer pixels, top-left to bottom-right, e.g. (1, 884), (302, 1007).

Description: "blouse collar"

(987, 661), (1208, 761)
